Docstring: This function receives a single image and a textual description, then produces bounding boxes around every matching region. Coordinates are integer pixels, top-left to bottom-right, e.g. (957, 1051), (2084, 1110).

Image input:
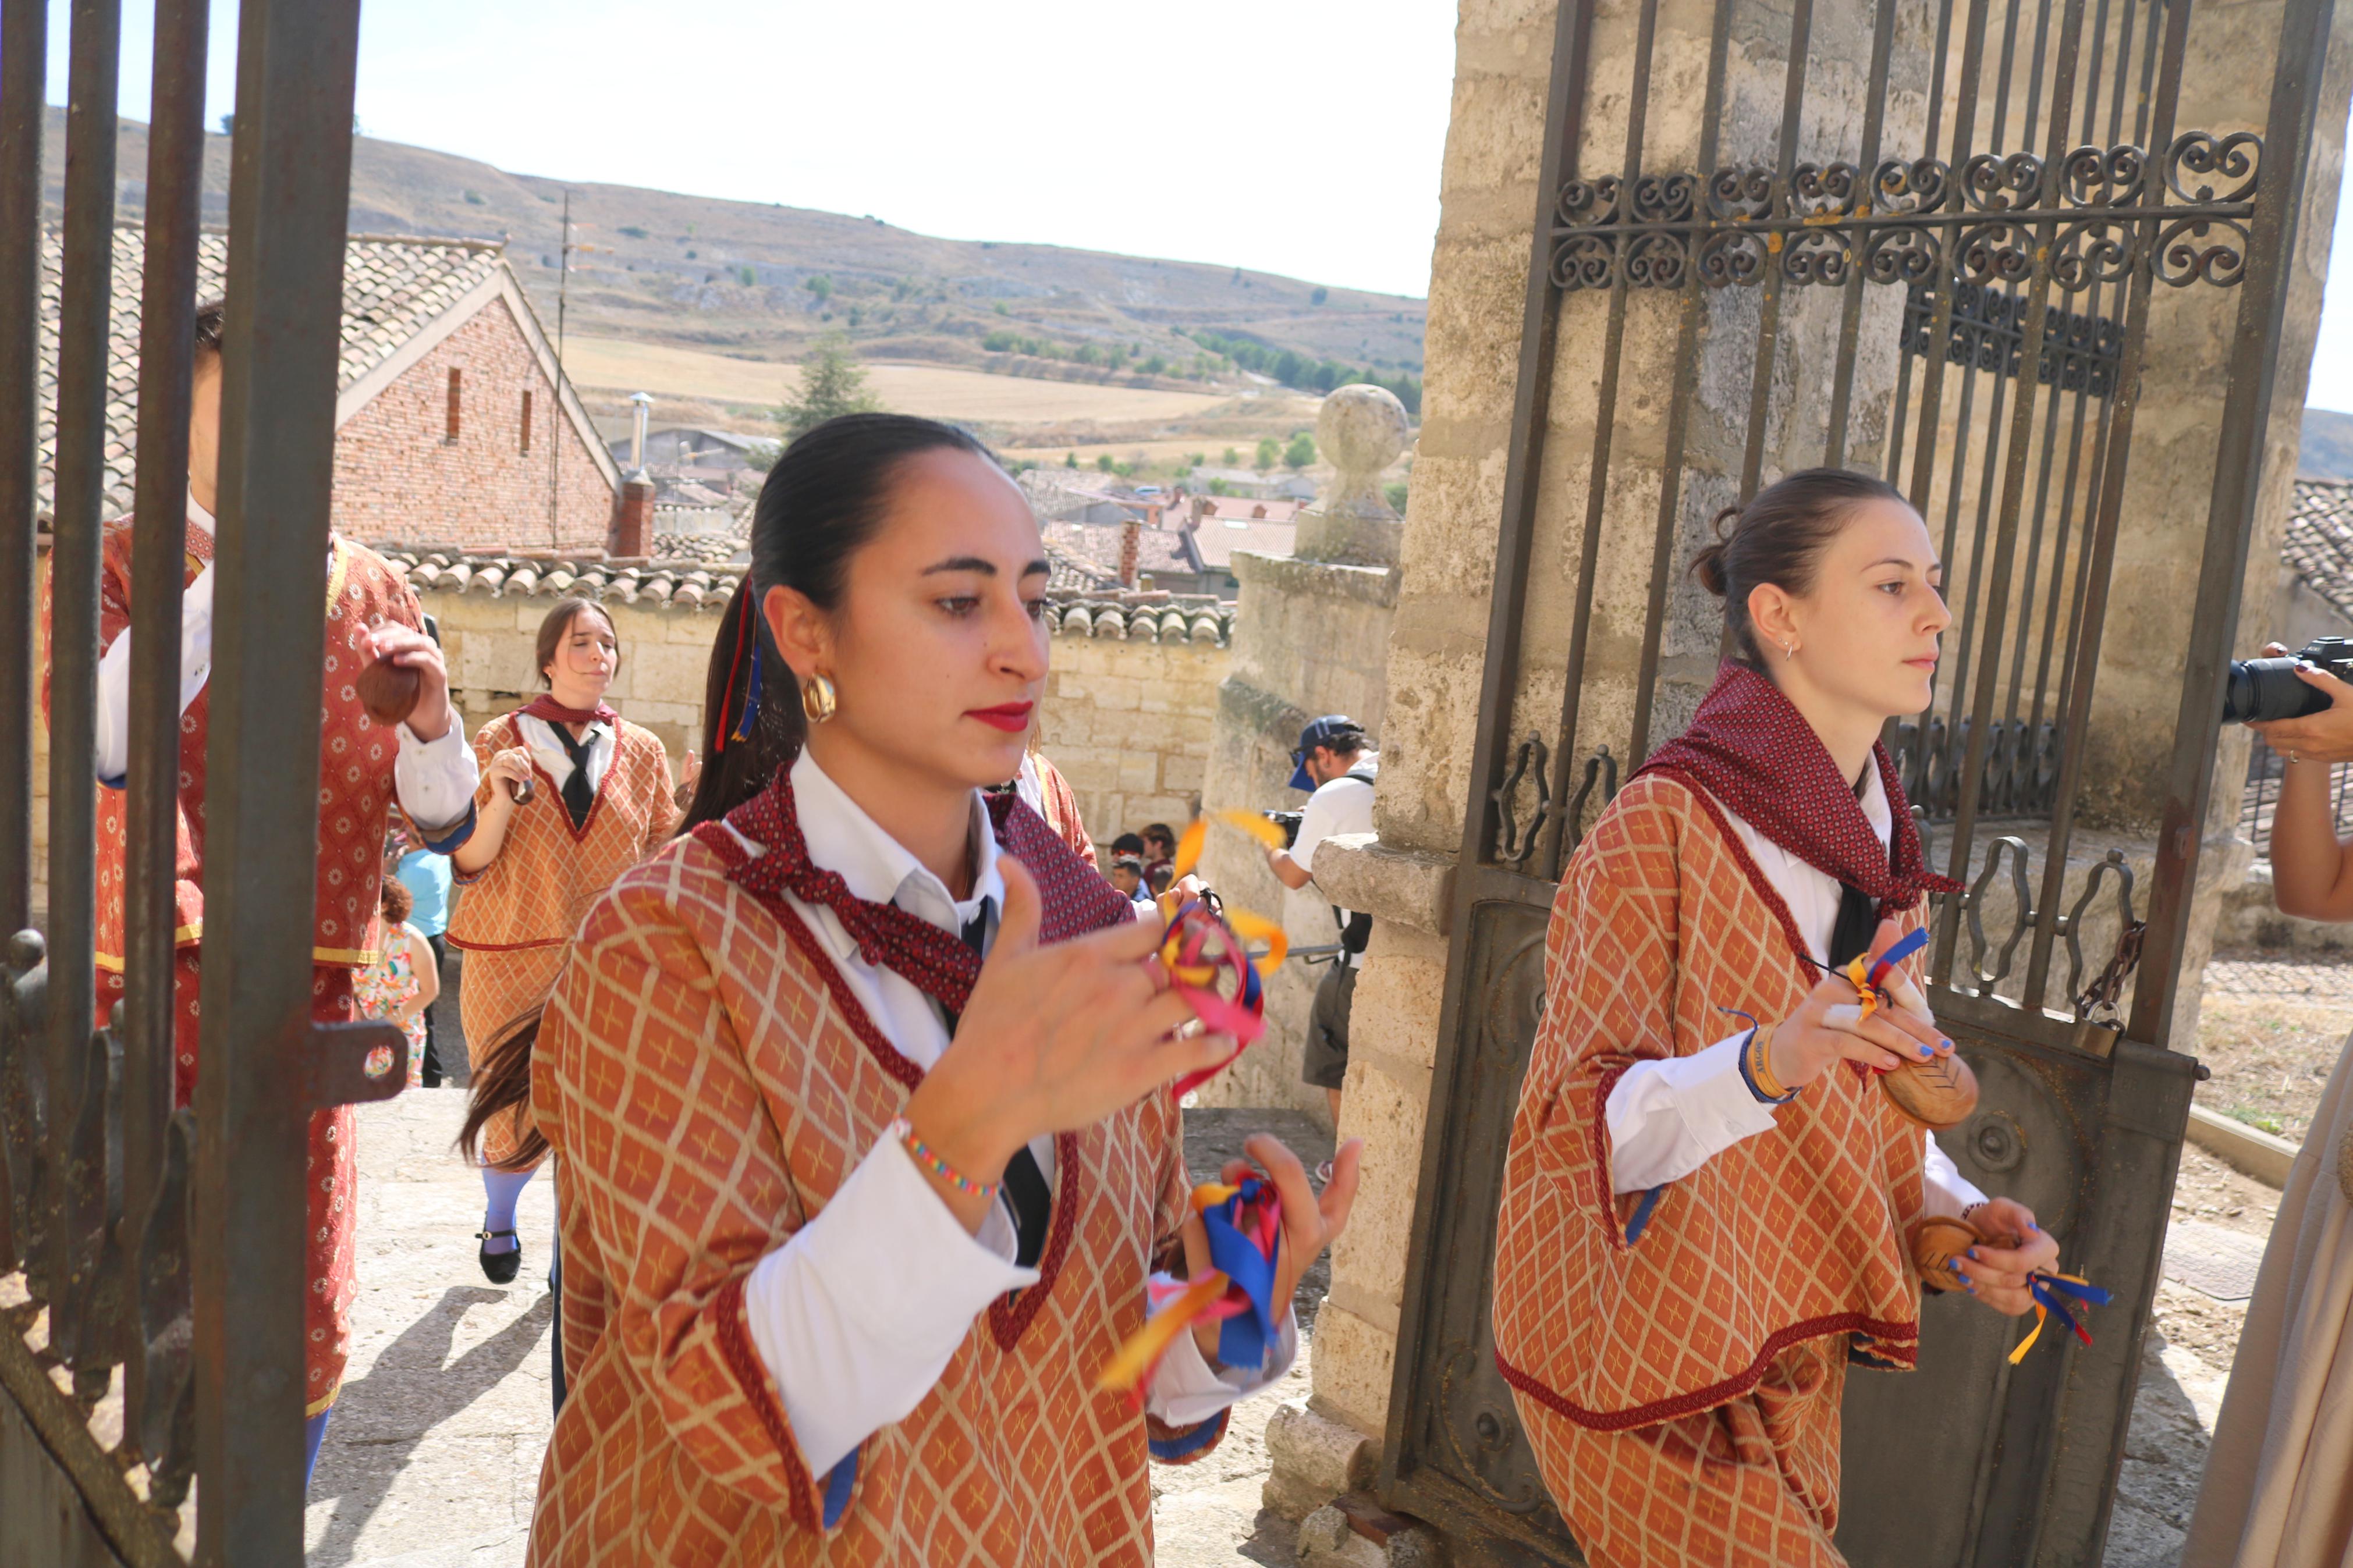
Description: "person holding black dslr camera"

(2183, 637), (2353, 1567)
(1266, 716), (1378, 1133)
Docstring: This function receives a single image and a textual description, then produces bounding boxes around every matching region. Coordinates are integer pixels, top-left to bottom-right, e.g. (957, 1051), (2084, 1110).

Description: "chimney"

(1119, 518), (1141, 587)
(628, 390), (653, 468)
(609, 474), (655, 557)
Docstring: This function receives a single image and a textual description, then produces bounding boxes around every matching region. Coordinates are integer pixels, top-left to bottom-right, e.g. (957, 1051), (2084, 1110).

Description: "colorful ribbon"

(1158, 812), (1288, 1097)
(1096, 1176), (1284, 1400)
(2006, 1271), (2113, 1364)
(1839, 925), (1930, 1020)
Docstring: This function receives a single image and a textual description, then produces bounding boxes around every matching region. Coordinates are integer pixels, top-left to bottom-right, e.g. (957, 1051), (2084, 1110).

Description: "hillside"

(53, 111), (1427, 399)
(2301, 408), (2353, 481)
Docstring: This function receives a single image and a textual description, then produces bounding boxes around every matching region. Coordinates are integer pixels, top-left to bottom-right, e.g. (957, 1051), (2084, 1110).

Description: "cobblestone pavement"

(308, 1090), (1325, 1565)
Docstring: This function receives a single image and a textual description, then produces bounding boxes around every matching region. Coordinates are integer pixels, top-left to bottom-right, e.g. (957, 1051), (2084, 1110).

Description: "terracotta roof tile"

(2287, 479), (2353, 620)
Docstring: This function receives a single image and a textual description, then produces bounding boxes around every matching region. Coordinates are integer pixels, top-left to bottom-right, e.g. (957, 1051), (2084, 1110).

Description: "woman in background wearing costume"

(446, 598), (681, 1283)
(1492, 471), (2066, 1567)
(520, 413), (1361, 1563)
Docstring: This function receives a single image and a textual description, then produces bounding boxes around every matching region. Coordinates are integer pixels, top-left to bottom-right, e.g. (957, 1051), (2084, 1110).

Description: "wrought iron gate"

(1382, 0), (2337, 1560)
(0, 2), (403, 1563)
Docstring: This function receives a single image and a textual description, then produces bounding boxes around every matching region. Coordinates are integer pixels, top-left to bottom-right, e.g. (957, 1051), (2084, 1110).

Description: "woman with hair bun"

(522, 413), (1360, 1563)
(446, 597), (681, 1284)
(1492, 470), (2064, 1566)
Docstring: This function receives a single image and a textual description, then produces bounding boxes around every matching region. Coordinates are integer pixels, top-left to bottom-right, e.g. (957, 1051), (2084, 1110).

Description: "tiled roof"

(1045, 590), (1233, 647)
(1043, 520), (1198, 581)
(648, 529), (746, 567)
(1186, 516), (1295, 571)
(2286, 478), (2353, 619)
(382, 548), (744, 612)
(37, 226), (505, 515)
(377, 549), (1234, 645)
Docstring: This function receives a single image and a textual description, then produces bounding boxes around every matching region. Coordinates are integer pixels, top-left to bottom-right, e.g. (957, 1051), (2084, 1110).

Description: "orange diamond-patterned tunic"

(45, 523), (434, 1417)
(1491, 773), (1931, 1567)
(527, 801), (1224, 1565)
(447, 710), (679, 1167)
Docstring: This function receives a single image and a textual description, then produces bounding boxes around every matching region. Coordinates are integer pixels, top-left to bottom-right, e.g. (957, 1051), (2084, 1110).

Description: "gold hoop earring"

(801, 673), (837, 725)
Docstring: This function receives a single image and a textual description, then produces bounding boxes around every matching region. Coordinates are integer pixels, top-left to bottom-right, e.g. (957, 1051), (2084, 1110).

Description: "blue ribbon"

(1201, 1177), (1282, 1371)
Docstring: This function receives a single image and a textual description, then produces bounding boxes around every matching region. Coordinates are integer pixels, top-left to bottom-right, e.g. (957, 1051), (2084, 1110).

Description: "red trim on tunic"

(712, 1272), (824, 1534)
(1495, 1314), (1918, 1434)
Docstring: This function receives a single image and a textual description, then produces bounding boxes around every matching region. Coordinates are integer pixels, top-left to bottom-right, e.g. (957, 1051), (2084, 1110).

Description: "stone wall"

(333, 296), (615, 554)
(1032, 634), (1225, 855)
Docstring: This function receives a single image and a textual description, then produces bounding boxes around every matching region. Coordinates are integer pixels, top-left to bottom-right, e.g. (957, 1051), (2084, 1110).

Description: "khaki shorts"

(1301, 961), (1358, 1090)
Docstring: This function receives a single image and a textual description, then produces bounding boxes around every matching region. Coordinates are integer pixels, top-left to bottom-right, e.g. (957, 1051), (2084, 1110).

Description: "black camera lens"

(2223, 657), (2332, 724)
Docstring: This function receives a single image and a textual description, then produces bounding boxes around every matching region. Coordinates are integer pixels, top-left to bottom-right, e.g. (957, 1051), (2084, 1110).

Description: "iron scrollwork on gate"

(1550, 133), (2262, 295)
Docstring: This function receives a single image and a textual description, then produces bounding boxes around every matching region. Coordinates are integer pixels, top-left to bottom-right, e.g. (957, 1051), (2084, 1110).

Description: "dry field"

(560, 336), (1234, 426)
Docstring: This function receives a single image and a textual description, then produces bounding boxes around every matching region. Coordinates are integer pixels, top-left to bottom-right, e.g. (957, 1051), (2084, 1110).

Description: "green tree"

(1254, 436), (1280, 472)
(1222, 446), (1241, 465)
(1385, 480), (1410, 513)
(1311, 286), (1329, 305)
(1096, 454), (1115, 472)
(806, 273), (834, 302)
(736, 264), (757, 287)
(1065, 450), (1080, 468)
(1283, 433), (1316, 471)
(775, 332), (882, 439)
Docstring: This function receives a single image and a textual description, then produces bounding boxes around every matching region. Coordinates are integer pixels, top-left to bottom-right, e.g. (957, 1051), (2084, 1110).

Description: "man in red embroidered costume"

(42, 300), (480, 1485)
(524, 413), (1362, 1563)
(1491, 472), (2064, 1567)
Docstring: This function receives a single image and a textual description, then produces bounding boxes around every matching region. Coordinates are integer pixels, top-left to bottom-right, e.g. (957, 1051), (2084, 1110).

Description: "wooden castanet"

(1881, 1048), (1979, 1130)
(1908, 1214), (1986, 1292)
(355, 659), (421, 727)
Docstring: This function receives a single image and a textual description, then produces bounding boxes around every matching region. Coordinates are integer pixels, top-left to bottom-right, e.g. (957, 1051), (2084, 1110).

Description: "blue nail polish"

(1964, 1282), (1976, 1294)
(1968, 1248), (1979, 1260)
(1918, 1043), (1933, 1057)
(1940, 1037), (1953, 1051)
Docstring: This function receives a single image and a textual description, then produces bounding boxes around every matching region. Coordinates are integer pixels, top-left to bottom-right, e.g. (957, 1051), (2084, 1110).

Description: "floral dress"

(354, 925), (427, 1088)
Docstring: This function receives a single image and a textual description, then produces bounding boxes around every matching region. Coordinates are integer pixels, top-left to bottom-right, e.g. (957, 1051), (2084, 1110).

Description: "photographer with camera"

(2184, 638), (2353, 1567)
(1267, 716), (1379, 1135)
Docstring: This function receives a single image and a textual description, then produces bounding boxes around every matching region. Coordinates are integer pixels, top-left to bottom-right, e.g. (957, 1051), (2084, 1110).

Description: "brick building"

(36, 226), (620, 551)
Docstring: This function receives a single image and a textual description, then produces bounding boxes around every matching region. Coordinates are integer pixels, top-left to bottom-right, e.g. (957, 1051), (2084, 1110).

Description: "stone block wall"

(1032, 634), (1226, 854)
(332, 297), (614, 554)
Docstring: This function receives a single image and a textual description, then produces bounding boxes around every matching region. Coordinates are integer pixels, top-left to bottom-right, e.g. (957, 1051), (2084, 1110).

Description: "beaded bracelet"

(891, 1116), (1003, 1201)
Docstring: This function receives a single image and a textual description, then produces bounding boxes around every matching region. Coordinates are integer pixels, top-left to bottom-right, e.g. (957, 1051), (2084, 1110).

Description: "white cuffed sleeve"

(393, 717), (481, 833)
(93, 561), (217, 788)
(1141, 1289), (1300, 1428)
(1921, 1130), (1989, 1219)
(740, 1131), (1038, 1478)
(1603, 1033), (1784, 1194)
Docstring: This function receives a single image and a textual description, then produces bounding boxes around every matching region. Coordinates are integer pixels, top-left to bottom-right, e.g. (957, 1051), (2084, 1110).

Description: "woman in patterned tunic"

(521, 413), (1360, 1565)
(1491, 471), (2066, 1567)
(448, 598), (680, 1283)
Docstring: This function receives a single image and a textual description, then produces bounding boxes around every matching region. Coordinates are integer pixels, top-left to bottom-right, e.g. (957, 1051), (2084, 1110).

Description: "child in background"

(354, 877), (439, 1090)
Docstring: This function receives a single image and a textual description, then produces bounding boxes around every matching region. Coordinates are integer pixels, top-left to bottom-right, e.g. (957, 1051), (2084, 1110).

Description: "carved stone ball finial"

(1316, 383), (1411, 522)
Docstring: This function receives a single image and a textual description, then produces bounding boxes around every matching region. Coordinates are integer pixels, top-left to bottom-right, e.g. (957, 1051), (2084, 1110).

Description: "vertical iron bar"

(1459, 1), (1587, 875)
(2001, 383), (2065, 747)
(2022, 0), (2192, 1011)
(1536, 0), (1662, 874)
(0, 0), (45, 940)
(1731, 0), (1819, 503)
(1824, 0), (1904, 468)
(1907, 0), (1999, 520)
(44, 0), (123, 1366)
(120, 0), (211, 1445)
(1614, 0), (1737, 777)
(193, 1), (363, 1558)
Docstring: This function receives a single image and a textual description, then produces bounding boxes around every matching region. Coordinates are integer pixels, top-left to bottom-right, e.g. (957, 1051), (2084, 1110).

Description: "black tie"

(1828, 883), (1878, 970)
(551, 723), (598, 829)
(948, 906), (1053, 1268)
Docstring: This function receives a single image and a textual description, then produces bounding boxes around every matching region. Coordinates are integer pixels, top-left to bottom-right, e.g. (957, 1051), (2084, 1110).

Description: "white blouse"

(734, 749), (1295, 1480)
(91, 494), (478, 830)
(1602, 765), (1987, 1218)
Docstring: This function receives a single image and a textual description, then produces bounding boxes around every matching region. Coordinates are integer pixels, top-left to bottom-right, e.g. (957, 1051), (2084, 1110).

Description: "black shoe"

(477, 1229), (521, 1285)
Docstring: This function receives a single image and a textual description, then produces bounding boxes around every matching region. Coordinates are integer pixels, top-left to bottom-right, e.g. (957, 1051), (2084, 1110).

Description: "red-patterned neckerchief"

(1634, 660), (1958, 912)
(697, 768), (1131, 1015)
(519, 694), (618, 727)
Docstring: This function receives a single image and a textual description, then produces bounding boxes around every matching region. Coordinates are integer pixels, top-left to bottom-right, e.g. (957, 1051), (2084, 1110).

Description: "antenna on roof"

(548, 188), (570, 546)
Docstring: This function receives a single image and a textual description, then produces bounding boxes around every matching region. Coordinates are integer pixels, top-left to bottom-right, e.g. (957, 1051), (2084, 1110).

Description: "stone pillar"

(1191, 385), (1410, 1122)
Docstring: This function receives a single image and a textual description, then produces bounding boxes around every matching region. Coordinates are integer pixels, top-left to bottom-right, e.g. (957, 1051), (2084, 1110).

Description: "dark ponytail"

(680, 413), (1003, 831)
(1691, 467), (1906, 662)
(458, 1012), (546, 1172)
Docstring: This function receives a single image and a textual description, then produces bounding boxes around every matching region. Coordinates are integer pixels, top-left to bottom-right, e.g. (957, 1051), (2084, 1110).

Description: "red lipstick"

(967, 701), (1034, 733)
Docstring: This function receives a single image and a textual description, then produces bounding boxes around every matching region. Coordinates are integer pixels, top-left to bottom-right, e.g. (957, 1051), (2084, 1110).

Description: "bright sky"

(47, 0), (1458, 301)
(45, 4), (2353, 408)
